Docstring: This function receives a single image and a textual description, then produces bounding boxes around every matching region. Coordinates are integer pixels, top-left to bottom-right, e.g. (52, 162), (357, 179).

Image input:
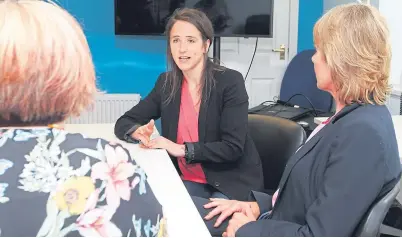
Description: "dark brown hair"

(164, 8), (224, 104)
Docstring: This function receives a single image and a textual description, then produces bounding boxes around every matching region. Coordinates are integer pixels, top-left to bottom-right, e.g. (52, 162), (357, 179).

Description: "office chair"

(248, 114), (306, 194)
(279, 49), (333, 113)
(354, 183), (400, 236)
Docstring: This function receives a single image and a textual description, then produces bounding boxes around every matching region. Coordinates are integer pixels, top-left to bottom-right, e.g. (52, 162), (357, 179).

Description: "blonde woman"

(194, 3), (401, 236)
(0, 0), (163, 236)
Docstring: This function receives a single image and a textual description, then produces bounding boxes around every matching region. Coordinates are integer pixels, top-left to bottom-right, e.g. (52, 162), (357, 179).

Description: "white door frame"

(288, 0), (300, 61)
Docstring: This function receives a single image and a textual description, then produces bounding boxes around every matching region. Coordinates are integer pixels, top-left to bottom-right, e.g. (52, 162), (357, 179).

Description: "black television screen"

(115, 0), (273, 37)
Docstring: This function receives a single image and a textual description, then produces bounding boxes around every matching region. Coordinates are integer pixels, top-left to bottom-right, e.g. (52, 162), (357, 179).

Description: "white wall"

(379, 0), (402, 89)
(324, 0), (378, 11)
(386, 93), (401, 115)
(379, 0), (402, 115)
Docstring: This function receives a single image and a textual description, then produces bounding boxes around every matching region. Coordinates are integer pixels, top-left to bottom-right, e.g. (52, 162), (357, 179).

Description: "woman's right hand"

(131, 119), (155, 147)
(203, 198), (260, 227)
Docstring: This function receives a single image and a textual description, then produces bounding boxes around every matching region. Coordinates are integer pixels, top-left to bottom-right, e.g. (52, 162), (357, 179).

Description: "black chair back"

(248, 114), (306, 193)
(354, 184), (400, 236)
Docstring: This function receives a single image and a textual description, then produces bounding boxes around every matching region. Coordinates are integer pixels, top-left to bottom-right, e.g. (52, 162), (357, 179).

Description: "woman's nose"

(179, 42), (187, 52)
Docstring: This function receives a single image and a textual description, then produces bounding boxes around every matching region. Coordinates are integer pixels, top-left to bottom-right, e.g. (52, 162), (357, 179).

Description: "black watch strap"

(184, 142), (195, 163)
(124, 124), (142, 143)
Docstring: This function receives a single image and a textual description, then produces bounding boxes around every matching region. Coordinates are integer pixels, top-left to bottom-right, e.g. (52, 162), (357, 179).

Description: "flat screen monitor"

(114, 0), (273, 37)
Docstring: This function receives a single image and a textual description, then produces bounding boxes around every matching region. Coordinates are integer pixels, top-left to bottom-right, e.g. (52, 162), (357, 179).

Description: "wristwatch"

(184, 142), (195, 163)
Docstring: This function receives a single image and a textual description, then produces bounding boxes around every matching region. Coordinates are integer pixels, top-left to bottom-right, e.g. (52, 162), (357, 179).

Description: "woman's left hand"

(223, 209), (256, 237)
(146, 136), (185, 157)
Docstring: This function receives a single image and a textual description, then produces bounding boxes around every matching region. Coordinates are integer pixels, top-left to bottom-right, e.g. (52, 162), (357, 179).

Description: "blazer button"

(214, 182), (220, 187)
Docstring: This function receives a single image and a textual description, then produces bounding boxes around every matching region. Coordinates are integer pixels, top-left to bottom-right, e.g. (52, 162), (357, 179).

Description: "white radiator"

(66, 94), (141, 124)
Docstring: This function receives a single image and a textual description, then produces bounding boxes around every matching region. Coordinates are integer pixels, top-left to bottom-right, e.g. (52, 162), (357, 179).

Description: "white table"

(65, 124), (211, 237)
(314, 115), (402, 163)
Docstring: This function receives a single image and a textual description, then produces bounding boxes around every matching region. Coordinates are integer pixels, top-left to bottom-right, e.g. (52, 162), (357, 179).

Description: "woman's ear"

(204, 39), (211, 53)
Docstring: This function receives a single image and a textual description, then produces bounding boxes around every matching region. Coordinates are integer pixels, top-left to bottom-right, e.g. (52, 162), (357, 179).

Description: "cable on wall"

(244, 37), (258, 81)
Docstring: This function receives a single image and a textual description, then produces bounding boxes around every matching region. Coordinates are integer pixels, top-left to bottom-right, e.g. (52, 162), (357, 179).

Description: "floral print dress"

(0, 128), (164, 237)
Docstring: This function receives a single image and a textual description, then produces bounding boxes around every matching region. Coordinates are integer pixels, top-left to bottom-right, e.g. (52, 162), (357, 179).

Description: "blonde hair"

(0, 0), (97, 125)
(313, 3), (391, 105)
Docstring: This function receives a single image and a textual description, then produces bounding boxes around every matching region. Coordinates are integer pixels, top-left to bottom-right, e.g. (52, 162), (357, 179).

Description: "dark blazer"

(236, 103), (401, 236)
(114, 68), (264, 201)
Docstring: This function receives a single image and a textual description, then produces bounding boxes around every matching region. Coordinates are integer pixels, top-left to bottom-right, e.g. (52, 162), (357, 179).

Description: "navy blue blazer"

(237, 103), (401, 236)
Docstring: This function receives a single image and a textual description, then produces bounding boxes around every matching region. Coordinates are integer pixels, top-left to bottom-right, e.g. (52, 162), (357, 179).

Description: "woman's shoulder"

(0, 128), (164, 236)
(212, 67), (248, 99)
(213, 67), (244, 83)
(156, 71), (169, 84)
(339, 104), (393, 129)
(0, 128), (143, 187)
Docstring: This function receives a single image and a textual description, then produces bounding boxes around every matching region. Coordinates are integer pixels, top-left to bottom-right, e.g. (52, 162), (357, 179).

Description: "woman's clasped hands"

(204, 198), (259, 237)
(131, 119), (185, 157)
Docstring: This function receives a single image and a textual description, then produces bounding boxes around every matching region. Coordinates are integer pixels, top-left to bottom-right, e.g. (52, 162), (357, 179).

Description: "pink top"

(306, 117), (332, 142)
(176, 79), (207, 184)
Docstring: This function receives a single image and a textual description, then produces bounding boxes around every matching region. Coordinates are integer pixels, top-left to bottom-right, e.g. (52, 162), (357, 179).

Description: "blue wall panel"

(297, 0), (323, 52)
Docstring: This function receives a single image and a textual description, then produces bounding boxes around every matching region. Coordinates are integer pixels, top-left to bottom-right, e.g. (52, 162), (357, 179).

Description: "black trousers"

(191, 196), (231, 237)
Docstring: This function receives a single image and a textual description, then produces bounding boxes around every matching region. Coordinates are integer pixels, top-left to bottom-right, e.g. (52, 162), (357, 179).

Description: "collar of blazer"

(271, 103), (363, 213)
(328, 102), (363, 124)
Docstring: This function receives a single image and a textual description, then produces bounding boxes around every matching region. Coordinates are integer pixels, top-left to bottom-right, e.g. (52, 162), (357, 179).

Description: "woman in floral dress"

(0, 0), (163, 236)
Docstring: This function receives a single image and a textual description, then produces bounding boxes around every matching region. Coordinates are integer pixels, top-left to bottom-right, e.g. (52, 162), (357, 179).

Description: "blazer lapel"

(277, 133), (324, 189)
(273, 124), (334, 211)
(277, 103), (361, 187)
(166, 80), (182, 143)
(271, 103), (363, 214)
(198, 85), (210, 143)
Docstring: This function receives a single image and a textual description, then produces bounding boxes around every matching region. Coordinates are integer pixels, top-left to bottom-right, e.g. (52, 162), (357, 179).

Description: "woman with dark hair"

(115, 8), (263, 201)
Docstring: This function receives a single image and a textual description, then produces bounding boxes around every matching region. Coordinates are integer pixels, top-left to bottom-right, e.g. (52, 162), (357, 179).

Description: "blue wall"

(297, 0), (323, 52)
(59, 0), (322, 95)
(58, 0), (167, 97)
